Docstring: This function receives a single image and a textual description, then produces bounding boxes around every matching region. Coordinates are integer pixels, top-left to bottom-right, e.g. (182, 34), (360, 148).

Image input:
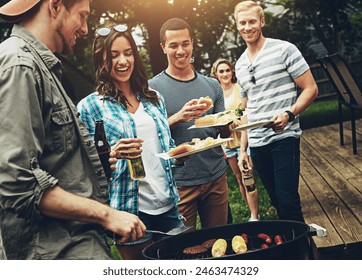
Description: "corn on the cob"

(211, 238), (227, 257)
(232, 235), (247, 254)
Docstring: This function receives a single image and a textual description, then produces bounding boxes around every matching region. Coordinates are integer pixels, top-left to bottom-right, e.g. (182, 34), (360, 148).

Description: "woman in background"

(211, 58), (259, 221)
(77, 24), (185, 259)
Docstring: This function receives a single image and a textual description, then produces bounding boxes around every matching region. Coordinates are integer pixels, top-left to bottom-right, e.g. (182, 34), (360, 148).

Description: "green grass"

(300, 97), (362, 130)
(226, 167), (277, 224)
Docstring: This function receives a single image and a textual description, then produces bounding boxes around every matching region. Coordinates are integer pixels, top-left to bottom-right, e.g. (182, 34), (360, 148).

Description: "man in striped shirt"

(234, 1), (318, 222)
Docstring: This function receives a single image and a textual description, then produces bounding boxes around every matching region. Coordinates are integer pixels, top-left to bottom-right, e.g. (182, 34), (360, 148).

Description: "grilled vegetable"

(211, 238), (227, 257)
(232, 235), (247, 254)
(235, 107), (245, 117)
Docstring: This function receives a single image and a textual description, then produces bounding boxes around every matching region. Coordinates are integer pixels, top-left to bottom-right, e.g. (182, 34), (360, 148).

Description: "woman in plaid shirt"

(77, 24), (185, 259)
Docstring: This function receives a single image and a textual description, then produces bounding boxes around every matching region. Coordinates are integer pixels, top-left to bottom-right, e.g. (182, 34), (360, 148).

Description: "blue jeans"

(139, 206), (185, 232)
(250, 137), (304, 222)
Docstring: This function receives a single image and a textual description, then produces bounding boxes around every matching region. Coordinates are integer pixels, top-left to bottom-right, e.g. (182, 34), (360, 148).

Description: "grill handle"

(308, 223), (327, 237)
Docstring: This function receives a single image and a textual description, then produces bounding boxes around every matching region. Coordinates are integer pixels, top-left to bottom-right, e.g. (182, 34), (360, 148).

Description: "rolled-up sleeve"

(0, 63), (58, 221)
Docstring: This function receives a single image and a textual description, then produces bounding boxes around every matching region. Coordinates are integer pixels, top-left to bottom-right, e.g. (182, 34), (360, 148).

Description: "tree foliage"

(294, 0), (362, 59)
(1, 0), (361, 78)
(89, 0), (242, 76)
(83, 0), (362, 77)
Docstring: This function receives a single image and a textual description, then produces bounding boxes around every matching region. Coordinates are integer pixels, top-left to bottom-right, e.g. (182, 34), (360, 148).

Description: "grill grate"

(156, 232), (295, 260)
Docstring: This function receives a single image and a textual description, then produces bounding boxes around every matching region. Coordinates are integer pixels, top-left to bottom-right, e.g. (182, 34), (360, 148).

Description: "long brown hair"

(93, 25), (159, 106)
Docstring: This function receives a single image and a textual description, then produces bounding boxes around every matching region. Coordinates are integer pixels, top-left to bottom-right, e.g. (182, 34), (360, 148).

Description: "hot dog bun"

(168, 143), (195, 157)
(197, 96), (213, 111)
(194, 115), (217, 127)
(194, 110), (239, 127)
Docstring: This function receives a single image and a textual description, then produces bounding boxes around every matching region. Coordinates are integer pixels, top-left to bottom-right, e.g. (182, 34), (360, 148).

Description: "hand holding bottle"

(241, 159), (256, 193)
(112, 138), (144, 160)
(120, 124), (146, 180)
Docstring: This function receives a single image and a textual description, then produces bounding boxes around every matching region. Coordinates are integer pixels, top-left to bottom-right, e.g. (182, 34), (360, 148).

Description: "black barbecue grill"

(142, 220), (327, 260)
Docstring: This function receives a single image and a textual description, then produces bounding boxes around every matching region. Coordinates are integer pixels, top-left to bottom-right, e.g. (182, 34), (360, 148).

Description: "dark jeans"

(250, 137), (304, 222)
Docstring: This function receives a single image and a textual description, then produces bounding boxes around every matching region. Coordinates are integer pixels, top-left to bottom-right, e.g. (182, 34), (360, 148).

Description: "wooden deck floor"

(300, 119), (362, 259)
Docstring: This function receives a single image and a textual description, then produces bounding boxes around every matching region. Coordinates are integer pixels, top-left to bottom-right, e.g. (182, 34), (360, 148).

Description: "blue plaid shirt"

(77, 91), (179, 215)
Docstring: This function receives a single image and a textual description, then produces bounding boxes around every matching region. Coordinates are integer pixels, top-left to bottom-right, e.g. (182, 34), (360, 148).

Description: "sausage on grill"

(257, 233), (272, 244)
(274, 235), (283, 245)
(241, 233), (249, 244)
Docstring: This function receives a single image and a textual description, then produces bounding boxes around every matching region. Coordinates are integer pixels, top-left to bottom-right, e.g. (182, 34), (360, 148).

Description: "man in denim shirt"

(0, 0), (145, 259)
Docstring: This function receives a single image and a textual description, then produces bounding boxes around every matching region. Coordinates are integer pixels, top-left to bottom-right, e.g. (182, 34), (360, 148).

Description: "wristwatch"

(285, 110), (295, 122)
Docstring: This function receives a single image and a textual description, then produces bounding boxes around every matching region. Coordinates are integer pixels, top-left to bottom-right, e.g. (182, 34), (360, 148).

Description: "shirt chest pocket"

(50, 108), (76, 153)
(103, 116), (128, 146)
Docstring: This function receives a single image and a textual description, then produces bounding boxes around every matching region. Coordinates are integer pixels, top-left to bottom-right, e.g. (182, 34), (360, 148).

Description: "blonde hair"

(234, 1), (264, 20)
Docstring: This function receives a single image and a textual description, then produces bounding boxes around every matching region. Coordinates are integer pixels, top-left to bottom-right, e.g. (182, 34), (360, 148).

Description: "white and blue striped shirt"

(235, 38), (310, 147)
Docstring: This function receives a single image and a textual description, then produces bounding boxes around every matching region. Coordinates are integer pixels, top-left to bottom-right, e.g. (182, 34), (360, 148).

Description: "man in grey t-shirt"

(149, 18), (231, 229)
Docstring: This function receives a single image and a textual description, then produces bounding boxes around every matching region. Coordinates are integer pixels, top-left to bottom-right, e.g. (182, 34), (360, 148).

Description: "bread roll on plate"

(194, 115), (218, 127)
(168, 143), (195, 157)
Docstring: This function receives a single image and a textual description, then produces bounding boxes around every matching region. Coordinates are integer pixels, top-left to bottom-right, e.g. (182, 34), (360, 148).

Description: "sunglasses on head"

(95, 24), (128, 37)
(218, 68), (231, 74)
(248, 64), (256, 84)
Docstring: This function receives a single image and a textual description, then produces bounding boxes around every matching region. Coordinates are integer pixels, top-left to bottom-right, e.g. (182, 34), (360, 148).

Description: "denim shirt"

(0, 25), (112, 259)
(77, 92), (179, 215)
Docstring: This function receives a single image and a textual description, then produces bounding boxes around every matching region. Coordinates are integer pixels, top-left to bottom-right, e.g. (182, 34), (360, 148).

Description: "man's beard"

(55, 22), (72, 54)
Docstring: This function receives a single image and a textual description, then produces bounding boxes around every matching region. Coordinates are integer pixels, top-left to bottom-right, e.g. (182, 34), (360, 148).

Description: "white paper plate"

(188, 110), (241, 129)
(156, 138), (233, 159)
(188, 120), (235, 129)
(233, 119), (273, 131)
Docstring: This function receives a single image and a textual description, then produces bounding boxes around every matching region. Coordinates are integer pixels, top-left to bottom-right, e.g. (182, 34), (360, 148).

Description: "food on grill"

(182, 244), (208, 255)
(274, 235), (283, 245)
(194, 110), (239, 127)
(181, 233), (284, 258)
(167, 142), (195, 157)
(211, 238), (227, 257)
(143, 220), (317, 260)
(257, 233), (272, 244)
(197, 96), (213, 111)
(201, 238), (217, 249)
(231, 235), (247, 254)
(241, 233), (249, 244)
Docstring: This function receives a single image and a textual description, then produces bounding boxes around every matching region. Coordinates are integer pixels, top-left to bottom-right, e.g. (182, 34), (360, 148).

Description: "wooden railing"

(310, 58), (362, 100)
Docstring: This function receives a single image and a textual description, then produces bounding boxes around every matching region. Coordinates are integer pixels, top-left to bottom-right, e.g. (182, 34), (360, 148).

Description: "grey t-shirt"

(149, 71), (227, 186)
(235, 38), (309, 147)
